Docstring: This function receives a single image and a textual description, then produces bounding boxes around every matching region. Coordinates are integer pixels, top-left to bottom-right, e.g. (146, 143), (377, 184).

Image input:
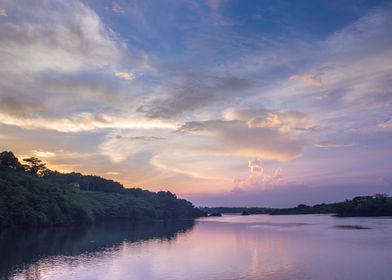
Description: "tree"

(374, 193), (387, 202)
(0, 151), (25, 172)
(23, 157), (47, 176)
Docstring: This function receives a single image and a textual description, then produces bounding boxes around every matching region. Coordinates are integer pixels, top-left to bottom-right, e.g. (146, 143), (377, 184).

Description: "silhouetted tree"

(374, 193), (387, 202)
(23, 157), (47, 176)
(0, 151), (25, 172)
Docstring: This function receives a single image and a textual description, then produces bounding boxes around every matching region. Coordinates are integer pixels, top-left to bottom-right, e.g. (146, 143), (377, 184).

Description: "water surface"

(2, 215), (392, 280)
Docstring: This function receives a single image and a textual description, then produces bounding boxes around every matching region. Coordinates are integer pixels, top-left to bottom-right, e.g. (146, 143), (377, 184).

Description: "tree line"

(0, 151), (206, 228)
(202, 196), (392, 217)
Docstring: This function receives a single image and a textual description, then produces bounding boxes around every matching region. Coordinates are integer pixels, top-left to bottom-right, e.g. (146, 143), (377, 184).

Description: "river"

(2, 214), (392, 280)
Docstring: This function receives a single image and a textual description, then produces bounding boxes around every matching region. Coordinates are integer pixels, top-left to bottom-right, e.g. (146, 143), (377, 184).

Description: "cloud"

(176, 119), (303, 162)
(289, 74), (322, 85)
(0, 8), (7, 17)
(175, 120), (241, 134)
(324, 6), (392, 55)
(313, 141), (353, 148)
(0, 95), (45, 116)
(0, 0), (144, 122)
(150, 153), (222, 180)
(145, 118), (304, 184)
(0, 112), (177, 133)
(33, 150), (56, 158)
(0, 1), (123, 74)
(115, 71), (135, 81)
(138, 74), (254, 119)
(112, 2), (124, 14)
(233, 159), (284, 190)
(206, 0), (233, 26)
(0, 71), (124, 120)
(1, 0), (392, 201)
(248, 114), (281, 129)
(377, 119), (392, 129)
(216, 5), (392, 125)
(312, 94), (329, 101)
(224, 108), (314, 133)
(303, 76), (322, 85)
(114, 135), (166, 141)
(12, 148), (96, 174)
(352, 119), (392, 134)
(99, 131), (168, 163)
(248, 158), (263, 173)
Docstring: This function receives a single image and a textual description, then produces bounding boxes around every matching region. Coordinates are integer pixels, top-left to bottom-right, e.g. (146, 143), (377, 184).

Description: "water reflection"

(0, 220), (194, 280)
(2, 215), (392, 280)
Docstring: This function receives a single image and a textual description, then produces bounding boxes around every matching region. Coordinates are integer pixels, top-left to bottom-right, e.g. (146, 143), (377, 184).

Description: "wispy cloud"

(352, 119), (392, 134)
(112, 2), (124, 14)
(176, 119), (303, 162)
(206, 0), (233, 26)
(0, 8), (7, 17)
(289, 74), (322, 85)
(312, 94), (329, 101)
(0, 112), (177, 133)
(114, 135), (166, 141)
(313, 141), (353, 148)
(224, 108), (314, 133)
(33, 150), (56, 158)
(115, 71), (135, 81)
(99, 131), (168, 163)
(377, 119), (392, 129)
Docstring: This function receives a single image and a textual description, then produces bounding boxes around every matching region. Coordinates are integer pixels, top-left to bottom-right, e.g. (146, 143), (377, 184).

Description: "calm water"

(2, 215), (392, 280)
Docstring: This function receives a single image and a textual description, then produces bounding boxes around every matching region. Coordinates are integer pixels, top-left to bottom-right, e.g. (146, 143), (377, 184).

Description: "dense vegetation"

(269, 203), (336, 215)
(267, 196), (392, 216)
(0, 151), (206, 228)
(200, 207), (272, 215)
(334, 194), (392, 217)
(203, 196), (392, 217)
(201, 205), (336, 215)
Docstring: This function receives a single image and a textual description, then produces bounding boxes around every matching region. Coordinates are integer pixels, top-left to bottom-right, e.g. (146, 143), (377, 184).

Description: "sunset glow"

(1, 0), (392, 207)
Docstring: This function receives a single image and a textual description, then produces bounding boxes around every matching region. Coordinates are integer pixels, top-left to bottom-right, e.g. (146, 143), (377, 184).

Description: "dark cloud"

(137, 74), (255, 119)
(0, 95), (45, 116)
(175, 120), (241, 133)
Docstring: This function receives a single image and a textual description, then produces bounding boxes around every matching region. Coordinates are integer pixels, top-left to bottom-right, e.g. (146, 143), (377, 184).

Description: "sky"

(0, 0), (392, 207)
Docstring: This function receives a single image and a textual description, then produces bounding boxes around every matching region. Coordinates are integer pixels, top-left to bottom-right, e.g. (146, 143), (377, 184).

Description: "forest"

(0, 151), (206, 228)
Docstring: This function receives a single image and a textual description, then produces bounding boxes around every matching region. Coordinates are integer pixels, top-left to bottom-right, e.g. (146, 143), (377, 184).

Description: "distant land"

(1, 150), (392, 229)
(202, 194), (392, 217)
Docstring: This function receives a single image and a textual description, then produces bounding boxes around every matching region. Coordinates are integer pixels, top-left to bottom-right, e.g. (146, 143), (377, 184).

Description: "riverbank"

(202, 194), (392, 217)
